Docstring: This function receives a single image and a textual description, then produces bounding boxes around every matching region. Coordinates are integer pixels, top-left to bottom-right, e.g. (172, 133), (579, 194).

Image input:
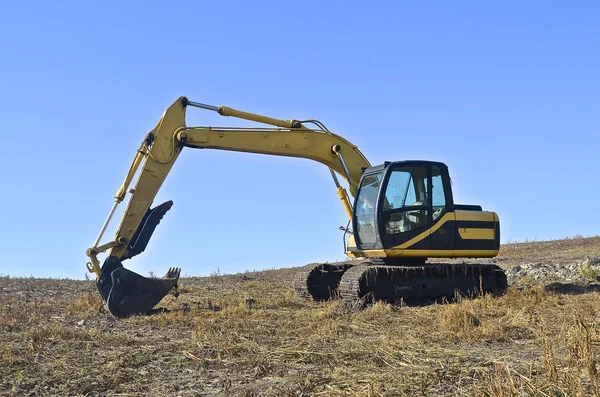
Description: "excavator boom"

(86, 96), (370, 317)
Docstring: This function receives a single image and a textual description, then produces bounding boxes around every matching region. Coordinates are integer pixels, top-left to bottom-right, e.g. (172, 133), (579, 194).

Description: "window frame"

(379, 165), (431, 224)
(353, 172), (383, 246)
(375, 163), (433, 248)
(430, 164), (448, 221)
(352, 161), (454, 250)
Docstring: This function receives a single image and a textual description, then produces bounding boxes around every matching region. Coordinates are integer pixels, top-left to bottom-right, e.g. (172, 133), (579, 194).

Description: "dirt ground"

(2, 236), (600, 396)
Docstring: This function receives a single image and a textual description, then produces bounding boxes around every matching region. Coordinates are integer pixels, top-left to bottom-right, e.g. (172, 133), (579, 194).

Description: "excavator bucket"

(97, 257), (180, 318)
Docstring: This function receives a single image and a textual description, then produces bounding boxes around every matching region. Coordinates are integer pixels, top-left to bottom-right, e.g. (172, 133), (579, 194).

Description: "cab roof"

(361, 160), (449, 175)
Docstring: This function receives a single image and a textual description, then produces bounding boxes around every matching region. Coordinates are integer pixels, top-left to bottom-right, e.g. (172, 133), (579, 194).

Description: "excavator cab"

(324, 160), (507, 302)
(296, 160), (506, 304)
(348, 160), (500, 261)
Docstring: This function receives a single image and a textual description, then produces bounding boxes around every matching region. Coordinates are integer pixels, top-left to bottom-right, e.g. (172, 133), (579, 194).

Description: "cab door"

(429, 164), (455, 250)
(354, 172), (383, 250)
(378, 165), (432, 250)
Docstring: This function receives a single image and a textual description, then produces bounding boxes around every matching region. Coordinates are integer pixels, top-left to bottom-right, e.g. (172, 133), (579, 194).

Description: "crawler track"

(293, 263), (355, 301)
(339, 263), (508, 303)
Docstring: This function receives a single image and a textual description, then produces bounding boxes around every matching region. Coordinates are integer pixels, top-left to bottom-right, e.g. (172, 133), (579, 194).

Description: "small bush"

(581, 264), (600, 282)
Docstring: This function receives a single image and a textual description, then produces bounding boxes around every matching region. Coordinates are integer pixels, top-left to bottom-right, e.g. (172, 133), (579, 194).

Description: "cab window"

(431, 165), (446, 220)
(381, 166), (429, 234)
(355, 173), (382, 244)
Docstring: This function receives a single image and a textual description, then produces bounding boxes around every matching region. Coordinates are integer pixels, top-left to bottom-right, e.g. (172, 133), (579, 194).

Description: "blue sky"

(0, 1), (598, 279)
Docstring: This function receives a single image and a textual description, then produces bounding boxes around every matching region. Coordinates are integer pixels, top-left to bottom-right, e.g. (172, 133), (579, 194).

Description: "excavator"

(86, 96), (507, 318)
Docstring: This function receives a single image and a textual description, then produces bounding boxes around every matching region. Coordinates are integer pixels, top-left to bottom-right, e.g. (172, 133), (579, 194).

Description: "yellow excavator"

(86, 97), (507, 318)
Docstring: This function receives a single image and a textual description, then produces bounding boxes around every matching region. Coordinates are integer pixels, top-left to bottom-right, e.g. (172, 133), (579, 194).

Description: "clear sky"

(1, 1), (598, 279)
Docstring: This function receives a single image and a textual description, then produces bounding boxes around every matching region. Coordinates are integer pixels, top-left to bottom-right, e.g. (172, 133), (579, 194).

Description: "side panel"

(354, 248), (499, 259)
(347, 210), (500, 259)
(454, 210), (499, 251)
(430, 211), (456, 250)
(347, 160), (500, 261)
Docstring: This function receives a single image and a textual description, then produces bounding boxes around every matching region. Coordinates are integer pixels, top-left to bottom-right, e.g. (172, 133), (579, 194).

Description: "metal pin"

(187, 101), (219, 112)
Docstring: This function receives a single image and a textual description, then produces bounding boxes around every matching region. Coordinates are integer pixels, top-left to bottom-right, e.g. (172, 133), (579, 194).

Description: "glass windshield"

(355, 173), (382, 245)
(431, 165), (446, 220)
(383, 166), (428, 210)
(381, 166), (430, 235)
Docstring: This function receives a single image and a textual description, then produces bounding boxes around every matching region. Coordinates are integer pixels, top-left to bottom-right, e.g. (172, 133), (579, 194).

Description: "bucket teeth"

(165, 267), (181, 279)
(164, 267), (181, 298)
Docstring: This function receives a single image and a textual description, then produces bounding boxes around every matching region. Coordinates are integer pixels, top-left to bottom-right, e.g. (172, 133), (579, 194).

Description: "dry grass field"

(2, 236), (600, 396)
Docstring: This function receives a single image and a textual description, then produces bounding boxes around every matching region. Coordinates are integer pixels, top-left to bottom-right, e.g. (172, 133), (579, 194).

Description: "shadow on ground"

(545, 282), (600, 295)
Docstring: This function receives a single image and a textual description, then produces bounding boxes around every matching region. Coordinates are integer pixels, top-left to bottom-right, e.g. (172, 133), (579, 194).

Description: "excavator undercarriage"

(293, 261), (508, 305)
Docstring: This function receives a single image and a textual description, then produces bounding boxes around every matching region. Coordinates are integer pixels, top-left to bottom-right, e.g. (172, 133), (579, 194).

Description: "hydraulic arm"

(86, 96), (370, 317)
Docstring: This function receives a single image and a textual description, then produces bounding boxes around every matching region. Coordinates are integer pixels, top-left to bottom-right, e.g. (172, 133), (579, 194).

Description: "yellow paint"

(346, 209), (500, 260)
(114, 142), (147, 203)
(455, 210), (496, 222)
(87, 96), (371, 279)
(108, 99), (187, 261)
(217, 105), (298, 129)
(85, 256), (101, 279)
(458, 228), (496, 240)
(336, 186), (354, 219)
(347, 248), (499, 258)
(180, 124), (370, 196)
(88, 96), (502, 282)
(347, 234), (357, 249)
(391, 210), (498, 250)
(394, 212), (456, 249)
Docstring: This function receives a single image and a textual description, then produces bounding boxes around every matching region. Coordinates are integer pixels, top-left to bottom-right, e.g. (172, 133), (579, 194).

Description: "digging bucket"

(97, 256), (180, 318)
